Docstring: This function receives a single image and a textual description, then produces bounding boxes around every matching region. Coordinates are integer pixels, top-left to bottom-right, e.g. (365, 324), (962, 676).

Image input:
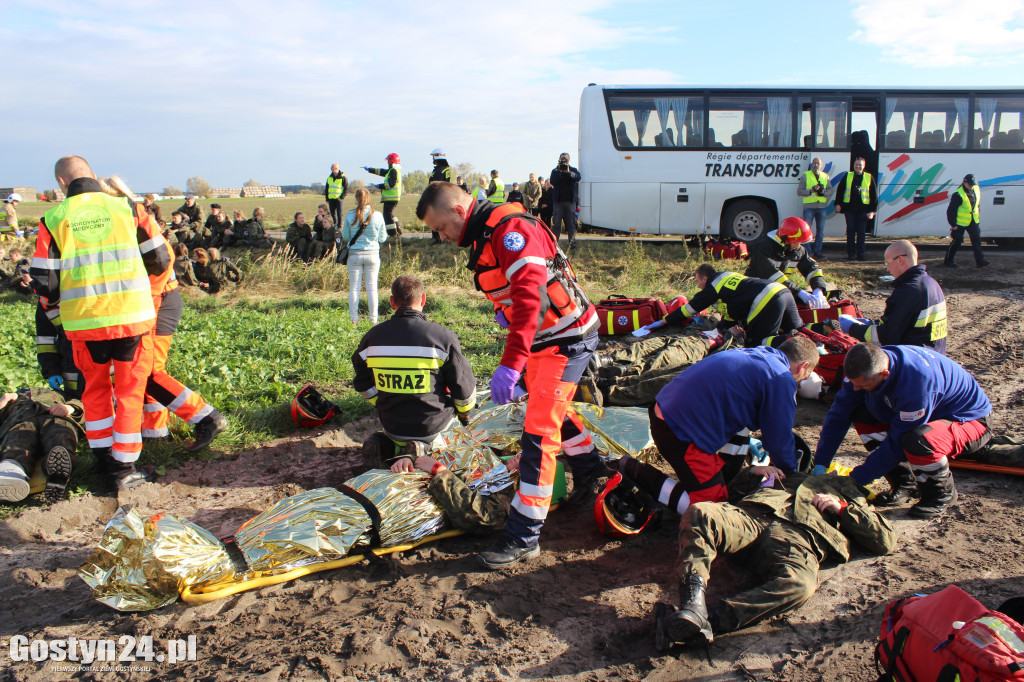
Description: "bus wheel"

(723, 200), (772, 244)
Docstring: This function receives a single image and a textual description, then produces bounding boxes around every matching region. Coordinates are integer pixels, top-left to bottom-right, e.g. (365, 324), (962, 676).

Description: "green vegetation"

(0, 229), (867, 516)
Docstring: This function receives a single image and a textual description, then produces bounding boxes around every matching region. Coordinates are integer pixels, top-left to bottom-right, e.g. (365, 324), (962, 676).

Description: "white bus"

(578, 84), (1024, 244)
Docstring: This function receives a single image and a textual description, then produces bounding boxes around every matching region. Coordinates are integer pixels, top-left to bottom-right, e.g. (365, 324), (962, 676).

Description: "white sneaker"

(0, 459), (31, 502)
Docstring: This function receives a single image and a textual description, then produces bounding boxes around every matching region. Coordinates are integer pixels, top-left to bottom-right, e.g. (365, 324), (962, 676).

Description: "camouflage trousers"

(677, 502), (827, 634)
(1, 415), (78, 476)
(602, 335), (710, 406)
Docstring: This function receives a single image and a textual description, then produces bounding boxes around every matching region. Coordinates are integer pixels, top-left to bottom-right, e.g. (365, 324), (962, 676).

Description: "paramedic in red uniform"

(417, 181), (603, 569)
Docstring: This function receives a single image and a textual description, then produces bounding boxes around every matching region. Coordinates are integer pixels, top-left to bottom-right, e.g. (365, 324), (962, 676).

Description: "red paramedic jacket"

(459, 201), (597, 372)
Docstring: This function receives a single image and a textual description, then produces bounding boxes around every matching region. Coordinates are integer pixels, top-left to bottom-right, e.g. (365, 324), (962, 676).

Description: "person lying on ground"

(390, 449), (520, 533)
(0, 387), (83, 502)
(654, 470), (896, 650)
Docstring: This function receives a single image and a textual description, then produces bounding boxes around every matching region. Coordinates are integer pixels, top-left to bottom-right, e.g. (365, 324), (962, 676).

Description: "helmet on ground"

(291, 384), (337, 428)
(6, 193), (22, 203)
(386, 153), (400, 165)
(778, 216), (812, 244)
(430, 148), (445, 157)
(594, 472), (658, 537)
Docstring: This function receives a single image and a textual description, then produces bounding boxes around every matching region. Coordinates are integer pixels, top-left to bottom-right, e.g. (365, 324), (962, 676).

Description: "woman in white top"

(341, 188), (389, 324)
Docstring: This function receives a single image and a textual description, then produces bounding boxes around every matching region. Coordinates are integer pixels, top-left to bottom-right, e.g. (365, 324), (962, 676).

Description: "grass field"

(0, 220), (860, 517)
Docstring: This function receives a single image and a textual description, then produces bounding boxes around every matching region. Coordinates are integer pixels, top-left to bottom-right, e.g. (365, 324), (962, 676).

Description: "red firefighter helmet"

(594, 472), (658, 538)
(386, 153), (400, 165)
(291, 384), (338, 428)
(778, 216), (812, 244)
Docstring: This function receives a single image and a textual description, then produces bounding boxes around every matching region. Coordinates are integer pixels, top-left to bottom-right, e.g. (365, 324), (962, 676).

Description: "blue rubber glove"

(494, 310), (510, 329)
(490, 365), (521, 405)
(838, 314), (858, 334)
(811, 464), (827, 476)
(377, 183), (385, 190)
(47, 375), (63, 391)
(362, 166), (371, 171)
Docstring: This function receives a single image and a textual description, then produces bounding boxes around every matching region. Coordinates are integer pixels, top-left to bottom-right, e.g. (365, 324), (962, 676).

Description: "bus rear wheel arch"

(721, 199), (777, 244)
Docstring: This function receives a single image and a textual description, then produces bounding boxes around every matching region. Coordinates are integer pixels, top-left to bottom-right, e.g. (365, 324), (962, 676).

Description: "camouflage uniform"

(598, 328), (716, 406)
(427, 469), (515, 533)
(173, 257), (198, 287)
(238, 218), (273, 249)
(678, 473), (896, 635)
(285, 221), (313, 260)
(205, 258), (242, 294)
(1, 388), (83, 480)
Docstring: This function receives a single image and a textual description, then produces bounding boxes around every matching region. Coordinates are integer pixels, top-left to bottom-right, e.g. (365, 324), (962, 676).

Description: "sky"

(2, 0), (1023, 194)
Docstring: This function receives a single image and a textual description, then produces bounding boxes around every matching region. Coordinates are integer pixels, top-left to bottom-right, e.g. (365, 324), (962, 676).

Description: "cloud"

(850, 0), (1024, 67)
(0, 0), (678, 189)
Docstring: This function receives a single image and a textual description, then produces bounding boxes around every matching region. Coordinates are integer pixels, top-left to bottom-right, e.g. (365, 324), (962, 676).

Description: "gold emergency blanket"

(433, 425), (516, 495)
(235, 472), (447, 574)
(78, 506), (234, 612)
(467, 401), (653, 460)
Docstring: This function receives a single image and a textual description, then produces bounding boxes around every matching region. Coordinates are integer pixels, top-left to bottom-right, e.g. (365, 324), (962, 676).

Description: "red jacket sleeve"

(489, 218), (554, 372)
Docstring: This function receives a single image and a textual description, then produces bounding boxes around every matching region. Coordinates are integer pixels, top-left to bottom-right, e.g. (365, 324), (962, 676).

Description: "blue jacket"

(341, 207), (388, 252)
(814, 345), (991, 484)
(849, 265), (947, 355)
(656, 346), (801, 471)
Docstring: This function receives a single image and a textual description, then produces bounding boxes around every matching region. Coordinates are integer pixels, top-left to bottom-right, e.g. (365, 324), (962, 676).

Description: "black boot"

(663, 570), (714, 647)
(188, 409), (227, 452)
(43, 445), (75, 502)
(361, 432), (397, 470)
(873, 463), (919, 507)
(561, 460), (612, 510)
(910, 462), (957, 518)
(478, 537), (540, 570)
(95, 447), (151, 491)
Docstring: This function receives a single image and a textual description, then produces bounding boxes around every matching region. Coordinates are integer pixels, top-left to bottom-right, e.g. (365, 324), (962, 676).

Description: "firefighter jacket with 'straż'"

(460, 201), (597, 372)
(31, 178), (170, 341)
(745, 230), (827, 298)
(655, 346), (802, 471)
(665, 271), (786, 327)
(352, 307), (477, 441)
(848, 264), (947, 355)
(813, 345), (992, 485)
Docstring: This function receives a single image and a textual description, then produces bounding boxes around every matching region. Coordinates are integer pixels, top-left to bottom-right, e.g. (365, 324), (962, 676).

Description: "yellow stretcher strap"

(180, 529), (465, 605)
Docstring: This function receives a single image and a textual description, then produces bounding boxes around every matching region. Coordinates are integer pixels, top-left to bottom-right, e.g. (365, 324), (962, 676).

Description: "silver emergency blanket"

(78, 506), (235, 611)
(467, 400), (653, 460)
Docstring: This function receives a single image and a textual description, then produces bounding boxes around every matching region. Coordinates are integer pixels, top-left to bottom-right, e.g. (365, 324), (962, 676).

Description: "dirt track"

(3, 254), (1024, 681)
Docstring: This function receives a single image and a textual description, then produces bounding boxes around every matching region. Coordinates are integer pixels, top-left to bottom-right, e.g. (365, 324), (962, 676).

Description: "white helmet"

(6, 193), (22, 203)
(430, 148), (445, 157)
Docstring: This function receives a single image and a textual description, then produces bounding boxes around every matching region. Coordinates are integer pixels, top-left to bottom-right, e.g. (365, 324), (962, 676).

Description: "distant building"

(1, 186), (38, 200)
(241, 185), (284, 198)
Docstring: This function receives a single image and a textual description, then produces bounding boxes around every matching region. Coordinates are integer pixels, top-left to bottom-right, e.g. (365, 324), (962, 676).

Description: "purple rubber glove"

(494, 310), (510, 328)
(490, 365), (521, 405)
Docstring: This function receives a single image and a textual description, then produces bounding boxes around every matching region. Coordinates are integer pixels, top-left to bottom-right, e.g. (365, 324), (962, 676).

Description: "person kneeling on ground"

(0, 387), (83, 502)
(391, 447), (520, 533)
(745, 216), (831, 308)
(812, 343), (995, 518)
(172, 243), (198, 288)
(353, 275), (478, 470)
(654, 470), (896, 650)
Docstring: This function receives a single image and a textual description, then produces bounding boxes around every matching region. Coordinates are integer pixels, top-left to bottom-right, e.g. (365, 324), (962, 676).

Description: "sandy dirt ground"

(3, 253), (1024, 681)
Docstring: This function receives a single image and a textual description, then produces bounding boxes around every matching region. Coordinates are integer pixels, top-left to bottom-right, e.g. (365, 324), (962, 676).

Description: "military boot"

(909, 461), (957, 518)
(43, 445), (75, 502)
(663, 569), (714, 647)
(873, 462), (919, 507)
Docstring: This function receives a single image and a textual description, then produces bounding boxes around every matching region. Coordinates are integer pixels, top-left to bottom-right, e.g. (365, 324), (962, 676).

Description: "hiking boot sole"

(665, 609), (714, 647)
(43, 446), (74, 502)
